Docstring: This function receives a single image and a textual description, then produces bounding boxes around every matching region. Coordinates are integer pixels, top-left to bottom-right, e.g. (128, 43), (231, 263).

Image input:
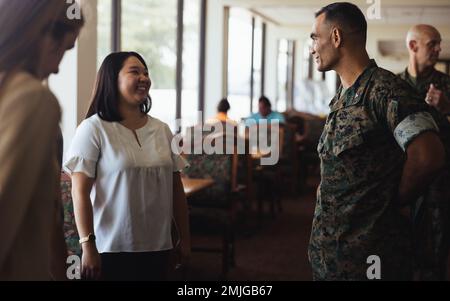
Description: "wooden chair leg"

(229, 228), (236, 267)
(270, 196), (276, 218)
(222, 230), (229, 278)
(277, 197), (283, 213)
(258, 197), (263, 226)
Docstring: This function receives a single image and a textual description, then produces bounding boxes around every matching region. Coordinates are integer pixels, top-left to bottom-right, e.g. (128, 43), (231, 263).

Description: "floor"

(180, 173), (450, 281)
(181, 177), (318, 281)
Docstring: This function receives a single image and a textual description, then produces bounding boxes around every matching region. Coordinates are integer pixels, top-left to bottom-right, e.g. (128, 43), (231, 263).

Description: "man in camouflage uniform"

(308, 3), (446, 280)
(398, 24), (450, 280)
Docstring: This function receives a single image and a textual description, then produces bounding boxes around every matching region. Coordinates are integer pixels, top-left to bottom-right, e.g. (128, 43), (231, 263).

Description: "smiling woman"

(117, 57), (152, 112)
(64, 51), (191, 281)
(86, 52), (152, 121)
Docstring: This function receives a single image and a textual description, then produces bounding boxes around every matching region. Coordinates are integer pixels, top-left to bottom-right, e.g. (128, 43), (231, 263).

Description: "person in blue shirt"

(245, 96), (285, 126)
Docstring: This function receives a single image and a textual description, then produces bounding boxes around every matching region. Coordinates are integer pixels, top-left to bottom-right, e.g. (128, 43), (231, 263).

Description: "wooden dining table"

(181, 177), (215, 198)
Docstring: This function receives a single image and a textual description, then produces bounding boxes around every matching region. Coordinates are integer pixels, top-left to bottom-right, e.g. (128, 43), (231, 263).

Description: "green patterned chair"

(184, 133), (241, 278)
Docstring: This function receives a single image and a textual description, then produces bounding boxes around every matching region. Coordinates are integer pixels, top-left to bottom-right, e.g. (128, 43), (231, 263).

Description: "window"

(252, 18), (263, 113)
(276, 39), (289, 112)
(181, 0), (201, 132)
(303, 39), (313, 80)
(97, 0), (112, 69)
(122, 0), (178, 130)
(227, 8), (252, 122)
(295, 40), (334, 115)
(97, 0), (205, 132)
(275, 39), (295, 112)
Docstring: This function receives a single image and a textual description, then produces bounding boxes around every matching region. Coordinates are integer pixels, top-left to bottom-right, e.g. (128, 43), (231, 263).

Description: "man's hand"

(425, 84), (450, 114)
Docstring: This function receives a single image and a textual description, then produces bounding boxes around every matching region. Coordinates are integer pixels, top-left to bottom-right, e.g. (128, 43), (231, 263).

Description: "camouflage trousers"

(309, 217), (413, 281)
(413, 170), (450, 281)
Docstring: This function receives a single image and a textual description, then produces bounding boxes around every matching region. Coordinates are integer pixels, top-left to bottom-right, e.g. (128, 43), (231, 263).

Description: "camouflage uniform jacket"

(309, 60), (439, 280)
(398, 67), (450, 153)
(398, 68), (450, 280)
(398, 68), (450, 106)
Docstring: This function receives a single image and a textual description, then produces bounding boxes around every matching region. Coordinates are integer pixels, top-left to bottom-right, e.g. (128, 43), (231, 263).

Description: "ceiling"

(253, 6), (450, 26)
(224, 0), (450, 59)
(223, 0), (450, 27)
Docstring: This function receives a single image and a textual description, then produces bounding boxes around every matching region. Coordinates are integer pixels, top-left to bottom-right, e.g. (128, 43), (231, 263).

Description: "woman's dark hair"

(86, 52), (152, 121)
(259, 96), (272, 109)
(217, 98), (230, 113)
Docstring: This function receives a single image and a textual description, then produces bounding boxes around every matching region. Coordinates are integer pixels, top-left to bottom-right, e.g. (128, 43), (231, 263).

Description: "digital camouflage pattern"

(399, 68), (450, 108)
(399, 68), (450, 280)
(309, 60), (439, 280)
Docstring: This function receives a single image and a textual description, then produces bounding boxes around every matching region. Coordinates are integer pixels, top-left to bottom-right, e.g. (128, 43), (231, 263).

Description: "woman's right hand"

(81, 243), (102, 280)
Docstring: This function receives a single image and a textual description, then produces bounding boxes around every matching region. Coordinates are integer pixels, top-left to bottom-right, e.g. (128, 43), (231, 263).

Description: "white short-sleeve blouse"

(64, 114), (188, 253)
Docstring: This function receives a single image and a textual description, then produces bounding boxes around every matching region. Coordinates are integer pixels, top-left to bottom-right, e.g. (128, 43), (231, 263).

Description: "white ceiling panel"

(252, 5), (450, 27)
(255, 6), (317, 25)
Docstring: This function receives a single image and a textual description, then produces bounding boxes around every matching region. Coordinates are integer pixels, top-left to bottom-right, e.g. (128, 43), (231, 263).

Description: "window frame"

(107, 0), (206, 133)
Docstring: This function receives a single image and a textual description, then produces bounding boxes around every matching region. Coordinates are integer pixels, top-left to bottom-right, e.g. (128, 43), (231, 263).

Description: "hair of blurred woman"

(0, 0), (84, 82)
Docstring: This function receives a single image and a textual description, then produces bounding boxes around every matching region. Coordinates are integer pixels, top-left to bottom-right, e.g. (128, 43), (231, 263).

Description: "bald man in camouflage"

(398, 24), (450, 280)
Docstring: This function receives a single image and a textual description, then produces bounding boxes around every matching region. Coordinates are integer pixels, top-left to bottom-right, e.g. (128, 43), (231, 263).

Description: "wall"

(49, 0), (98, 154)
(49, 47), (78, 155)
(267, 23), (450, 75)
(367, 25), (450, 73)
(77, 0), (98, 125)
(262, 22), (450, 114)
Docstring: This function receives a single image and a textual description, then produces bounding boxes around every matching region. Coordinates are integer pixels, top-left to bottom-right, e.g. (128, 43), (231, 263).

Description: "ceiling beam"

(248, 8), (281, 26)
(223, 0), (450, 8)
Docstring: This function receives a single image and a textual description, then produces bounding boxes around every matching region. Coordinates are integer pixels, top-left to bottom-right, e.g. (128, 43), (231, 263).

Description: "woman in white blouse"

(64, 52), (191, 281)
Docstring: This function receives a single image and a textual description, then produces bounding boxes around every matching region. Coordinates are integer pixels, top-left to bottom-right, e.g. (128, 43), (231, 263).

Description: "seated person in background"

(285, 108), (324, 122)
(206, 98), (237, 126)
(245, 96), (286, 126)
(201, 98), (238, 151)
(244, 97), (285, 161)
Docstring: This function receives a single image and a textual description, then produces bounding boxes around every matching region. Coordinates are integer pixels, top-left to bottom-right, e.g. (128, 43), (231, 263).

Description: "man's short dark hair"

(315, 2), (367, 43)
(217, 98), (230, 113)
(259, 96), (272, 108)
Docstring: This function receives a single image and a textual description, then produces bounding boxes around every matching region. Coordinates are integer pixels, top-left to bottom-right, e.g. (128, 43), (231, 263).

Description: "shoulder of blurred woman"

(0, 71), (60, 120)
